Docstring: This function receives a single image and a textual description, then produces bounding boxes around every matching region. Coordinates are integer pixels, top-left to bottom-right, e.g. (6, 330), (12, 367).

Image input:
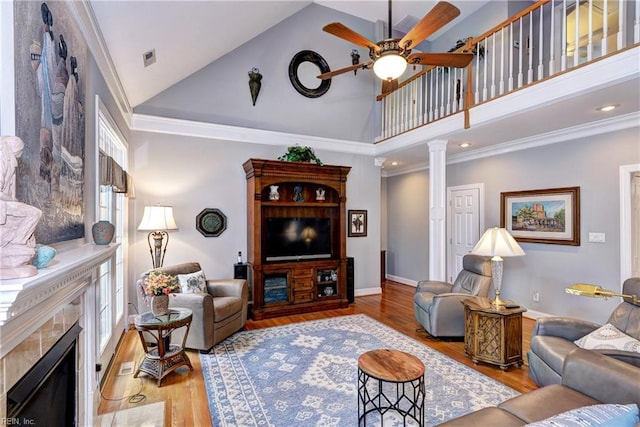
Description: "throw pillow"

(574, 323), (640, 353)
(176, 270), (207, 294)
(525, 403), (639, 427)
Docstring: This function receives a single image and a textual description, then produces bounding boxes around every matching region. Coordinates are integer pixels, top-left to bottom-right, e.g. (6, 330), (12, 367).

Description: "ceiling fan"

(317, 1), (473, 89)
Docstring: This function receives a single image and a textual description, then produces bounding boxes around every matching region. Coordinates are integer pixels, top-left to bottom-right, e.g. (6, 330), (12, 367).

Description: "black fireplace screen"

(7, 322), (82, 426)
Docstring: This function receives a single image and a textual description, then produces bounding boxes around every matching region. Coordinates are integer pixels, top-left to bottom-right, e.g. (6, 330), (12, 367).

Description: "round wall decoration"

(288, 50), (331, 98)
(196, 208), (227, 237)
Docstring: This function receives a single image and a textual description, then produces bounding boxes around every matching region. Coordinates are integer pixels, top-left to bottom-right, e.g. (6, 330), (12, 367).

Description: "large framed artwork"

(500, 187), (580, 246)
(13, 1), (87, 244)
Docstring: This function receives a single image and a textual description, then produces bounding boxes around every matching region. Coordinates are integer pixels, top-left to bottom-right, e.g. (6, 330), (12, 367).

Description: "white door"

(447, 184), (483, 282)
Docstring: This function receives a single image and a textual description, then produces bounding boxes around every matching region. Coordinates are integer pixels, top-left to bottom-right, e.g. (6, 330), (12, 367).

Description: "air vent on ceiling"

(142, 49), (156, 67)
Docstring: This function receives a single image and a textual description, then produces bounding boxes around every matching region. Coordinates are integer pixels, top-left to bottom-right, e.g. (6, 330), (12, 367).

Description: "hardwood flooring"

(98, 281), (538, 426)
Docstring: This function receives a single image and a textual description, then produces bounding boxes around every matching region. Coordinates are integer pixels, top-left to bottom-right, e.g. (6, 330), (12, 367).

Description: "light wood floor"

(98, 281), (538, 426)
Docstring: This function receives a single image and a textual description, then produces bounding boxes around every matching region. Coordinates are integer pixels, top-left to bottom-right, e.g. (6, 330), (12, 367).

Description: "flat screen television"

(265, 217), (332, 261)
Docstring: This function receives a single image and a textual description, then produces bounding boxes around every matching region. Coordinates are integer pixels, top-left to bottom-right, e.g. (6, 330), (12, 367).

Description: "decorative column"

(428, 140), (447, 281)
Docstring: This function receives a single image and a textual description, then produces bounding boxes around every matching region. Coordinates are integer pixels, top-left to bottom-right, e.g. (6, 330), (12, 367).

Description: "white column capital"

(428, 139), (448, 152)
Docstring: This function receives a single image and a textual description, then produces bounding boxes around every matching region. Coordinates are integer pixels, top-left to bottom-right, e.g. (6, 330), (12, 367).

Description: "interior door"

(448, 184), (483, 282)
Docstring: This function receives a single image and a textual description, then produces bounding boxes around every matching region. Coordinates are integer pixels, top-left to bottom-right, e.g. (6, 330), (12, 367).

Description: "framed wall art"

(500, 187), (580, 246)
(348, 210), (367, 237)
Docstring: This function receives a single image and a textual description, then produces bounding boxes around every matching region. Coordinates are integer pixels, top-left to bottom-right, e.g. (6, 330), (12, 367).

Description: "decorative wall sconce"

(350, 49), (360, 75)
(248, 67), (262, 106)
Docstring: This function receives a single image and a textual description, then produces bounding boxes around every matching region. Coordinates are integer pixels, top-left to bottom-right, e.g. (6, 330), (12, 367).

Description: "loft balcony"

(375, 0), (640, 171)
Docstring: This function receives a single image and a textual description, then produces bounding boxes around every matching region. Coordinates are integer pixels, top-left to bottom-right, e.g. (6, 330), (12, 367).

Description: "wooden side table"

(133, 308), (194, 386)
(357, 349), (425, 426)
(461, 297), (526, 370)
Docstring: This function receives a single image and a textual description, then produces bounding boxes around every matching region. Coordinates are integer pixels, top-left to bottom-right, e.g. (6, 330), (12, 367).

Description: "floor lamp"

(137, 205), (178, 268)
(471, 227), (525, 306)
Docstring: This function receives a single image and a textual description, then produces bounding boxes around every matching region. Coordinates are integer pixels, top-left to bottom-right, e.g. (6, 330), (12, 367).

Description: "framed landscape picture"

(500, 187), (580, 246)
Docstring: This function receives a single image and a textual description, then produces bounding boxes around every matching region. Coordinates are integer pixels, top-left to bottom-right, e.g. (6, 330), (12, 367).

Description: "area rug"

(200, 314), (519, 426)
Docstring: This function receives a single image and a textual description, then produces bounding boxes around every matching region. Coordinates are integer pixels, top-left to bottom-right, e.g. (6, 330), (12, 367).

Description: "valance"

(99, 151), (134, 197)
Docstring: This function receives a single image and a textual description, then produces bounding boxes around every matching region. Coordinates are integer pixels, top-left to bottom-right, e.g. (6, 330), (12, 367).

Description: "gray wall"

(128, 131), (381, 312)
(135, 4), (379, 142)
(386, 128), (639, 323)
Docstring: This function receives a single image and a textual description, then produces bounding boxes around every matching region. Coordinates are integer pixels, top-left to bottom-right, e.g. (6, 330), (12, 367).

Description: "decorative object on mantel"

(278, 145), (323, 165)
(138, 205), (179, 268)
(0, 136), (43, 279)
(141, 271), (178, 316)
(32, 244), (56, 269)
(248, 67), (262, 106)
(91, 220), (115, 245)
(196, 208), (227, 237)
(471, 227), (526, 306)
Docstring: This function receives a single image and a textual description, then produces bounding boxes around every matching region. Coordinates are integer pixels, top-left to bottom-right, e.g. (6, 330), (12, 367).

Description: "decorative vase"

(92, 220), (115, 245)
(150, 295), (169, 316)
(32, 244), (56, 269)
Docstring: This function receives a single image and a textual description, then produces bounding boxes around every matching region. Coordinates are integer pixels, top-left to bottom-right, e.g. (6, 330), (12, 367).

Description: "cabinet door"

(316, 267), (338, 298)
(476, 314), (503, 363)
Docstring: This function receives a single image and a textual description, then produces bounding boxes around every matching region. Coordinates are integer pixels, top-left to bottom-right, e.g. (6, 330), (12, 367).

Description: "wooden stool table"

(133, 308), (194, 386)
(357, 349), (425, 426)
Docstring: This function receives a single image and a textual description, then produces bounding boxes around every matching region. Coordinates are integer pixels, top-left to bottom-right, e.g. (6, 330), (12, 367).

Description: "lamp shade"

(137, 205), (178, 231)
(471, 227), (525, 258)
(373, 53), (407, 81)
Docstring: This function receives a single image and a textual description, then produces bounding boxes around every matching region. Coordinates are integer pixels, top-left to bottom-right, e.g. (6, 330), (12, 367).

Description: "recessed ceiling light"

(390, 161), (399, 166)
(597, 104), (619, 112)
(458, 142), (471, 148)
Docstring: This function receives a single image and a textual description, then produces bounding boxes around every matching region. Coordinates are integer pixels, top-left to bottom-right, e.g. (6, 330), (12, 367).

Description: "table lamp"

(137, 205), (178, 268)
(471, 227), (525, 306)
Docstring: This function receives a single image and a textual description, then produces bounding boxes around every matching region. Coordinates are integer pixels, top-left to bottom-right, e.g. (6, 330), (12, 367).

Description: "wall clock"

(196, 208), (227, 237)
(288, 50), (331, 98)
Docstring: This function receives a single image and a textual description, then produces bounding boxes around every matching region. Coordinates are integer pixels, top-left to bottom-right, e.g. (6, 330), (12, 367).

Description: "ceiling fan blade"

(407, 52), (473, 68)
(399, 1), (460, 50)
(323, 22), (380, 52)
(317, 62), (373, 80)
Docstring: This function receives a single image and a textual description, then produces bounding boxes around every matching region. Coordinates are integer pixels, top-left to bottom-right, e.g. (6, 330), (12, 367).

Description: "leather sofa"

(136, 262), (248, 352)
(527, 277), (640, 386)
(438, 347), (640, 426)
(414, 254), (492, 338)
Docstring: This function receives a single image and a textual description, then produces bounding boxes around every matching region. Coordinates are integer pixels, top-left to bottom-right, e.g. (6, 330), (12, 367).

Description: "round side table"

(358, 348), (425, 426)
(133, 308), (194, 386)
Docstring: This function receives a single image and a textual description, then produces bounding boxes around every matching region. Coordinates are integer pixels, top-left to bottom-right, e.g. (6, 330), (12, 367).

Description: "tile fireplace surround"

(0, 244), (118, 425)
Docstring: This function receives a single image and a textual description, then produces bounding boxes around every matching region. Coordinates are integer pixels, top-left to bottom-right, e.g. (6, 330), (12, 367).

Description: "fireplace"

(7, 323), (82, 426)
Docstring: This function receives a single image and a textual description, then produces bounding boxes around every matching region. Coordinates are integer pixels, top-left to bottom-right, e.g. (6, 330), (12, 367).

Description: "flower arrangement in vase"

(141, 271), (179, 316)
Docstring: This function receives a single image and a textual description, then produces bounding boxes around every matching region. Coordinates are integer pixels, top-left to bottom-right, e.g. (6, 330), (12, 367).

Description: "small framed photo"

(348, 210), (367, 237)
(501, 186), (580, 246)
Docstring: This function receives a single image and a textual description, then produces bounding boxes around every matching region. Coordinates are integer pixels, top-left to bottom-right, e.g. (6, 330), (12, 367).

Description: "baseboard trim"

(355, 287), (382, 296)
(385, 275), (418, 287)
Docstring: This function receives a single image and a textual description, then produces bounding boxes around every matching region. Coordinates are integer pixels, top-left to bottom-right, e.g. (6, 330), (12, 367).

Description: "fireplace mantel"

(0, 243), (118, 358)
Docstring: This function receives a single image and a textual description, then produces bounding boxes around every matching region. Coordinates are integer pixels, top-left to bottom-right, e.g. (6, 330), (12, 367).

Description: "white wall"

(128, 130), (381, 312)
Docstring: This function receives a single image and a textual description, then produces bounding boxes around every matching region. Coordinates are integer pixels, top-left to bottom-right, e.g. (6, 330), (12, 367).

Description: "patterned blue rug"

(200, 314), (519, 426)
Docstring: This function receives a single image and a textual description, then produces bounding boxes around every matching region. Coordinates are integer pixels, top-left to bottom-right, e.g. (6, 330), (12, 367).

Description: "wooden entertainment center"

(243, 159), (351, 320)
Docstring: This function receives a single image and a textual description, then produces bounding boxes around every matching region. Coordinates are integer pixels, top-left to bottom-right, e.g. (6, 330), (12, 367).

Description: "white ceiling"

(88, 0), (491, 107)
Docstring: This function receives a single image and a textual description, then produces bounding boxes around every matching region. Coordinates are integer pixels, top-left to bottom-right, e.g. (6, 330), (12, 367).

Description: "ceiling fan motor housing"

(370, 39), (411, 61)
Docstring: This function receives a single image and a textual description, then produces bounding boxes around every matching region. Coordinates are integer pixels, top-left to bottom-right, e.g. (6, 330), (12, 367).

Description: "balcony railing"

(377, 0), (640, 140)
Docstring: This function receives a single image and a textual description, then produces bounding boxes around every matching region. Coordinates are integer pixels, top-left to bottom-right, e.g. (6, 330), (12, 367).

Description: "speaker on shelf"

(347, 257), (354, 303)
(234, 263), (248, 280)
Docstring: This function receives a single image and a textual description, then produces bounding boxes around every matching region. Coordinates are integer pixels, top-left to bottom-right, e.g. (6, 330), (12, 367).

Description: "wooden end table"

(461, 297), (527, 370)
(357, 349), (425, 426)
(133, 308), (194, 386)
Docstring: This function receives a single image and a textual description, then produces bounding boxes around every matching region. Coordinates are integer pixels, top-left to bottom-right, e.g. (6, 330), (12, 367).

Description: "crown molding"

(131, 114), (375, 155)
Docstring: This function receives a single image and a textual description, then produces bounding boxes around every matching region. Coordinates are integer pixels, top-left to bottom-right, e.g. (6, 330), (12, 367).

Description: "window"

(96, 96), (128, 379)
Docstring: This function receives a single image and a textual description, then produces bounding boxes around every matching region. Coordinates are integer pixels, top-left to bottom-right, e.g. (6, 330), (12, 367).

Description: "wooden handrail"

(473, 0), (550, 43)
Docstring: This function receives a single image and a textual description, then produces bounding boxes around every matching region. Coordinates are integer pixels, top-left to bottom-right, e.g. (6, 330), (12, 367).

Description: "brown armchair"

(136, 262), (248, 352)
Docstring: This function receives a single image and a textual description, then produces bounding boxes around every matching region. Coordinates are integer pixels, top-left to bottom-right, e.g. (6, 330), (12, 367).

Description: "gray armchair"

(528, 277), (640, 387)
(414, 254), (492, 338)
(136, 262), (248, 352)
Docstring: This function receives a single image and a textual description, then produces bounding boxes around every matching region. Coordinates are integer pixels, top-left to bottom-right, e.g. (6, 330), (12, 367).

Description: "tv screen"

(265, 218), (332, 261)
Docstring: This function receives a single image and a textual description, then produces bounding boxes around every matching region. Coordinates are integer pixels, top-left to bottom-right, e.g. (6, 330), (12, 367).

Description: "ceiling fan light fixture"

(373, 53), (407, 81)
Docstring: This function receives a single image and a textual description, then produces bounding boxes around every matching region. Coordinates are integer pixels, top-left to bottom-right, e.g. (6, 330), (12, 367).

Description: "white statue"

(0, 136), (43, 279)
(315, 187), (326, 201)
(269, 185), (280, 201)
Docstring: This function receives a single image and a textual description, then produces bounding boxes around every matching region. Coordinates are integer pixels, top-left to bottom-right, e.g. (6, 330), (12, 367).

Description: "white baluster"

(499, 27), (505, 95)
(550, 0), (556, 75)
(635, 0), (640, 44)
(475, 41), (481, 103)
(483, 38), (488, 101)
(538, 4), (544, 79)
(528, 12), (534, 83)
(508, 22), (514, 91)
(573, 0), (580, 66)
(587, 0), (593, 61)
(618, 0), (626, 50)
(491, 34), (496, 98)
(602, 0), (609, 55)
(561, 0), (567, 71)
(518, 17), (524, 87)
